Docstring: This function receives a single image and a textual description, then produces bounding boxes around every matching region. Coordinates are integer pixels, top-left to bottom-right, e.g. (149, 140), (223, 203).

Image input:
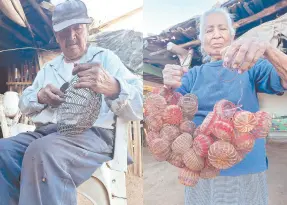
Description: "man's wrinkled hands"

(37, 84), (65, 107)
(72, 63), (120, 99)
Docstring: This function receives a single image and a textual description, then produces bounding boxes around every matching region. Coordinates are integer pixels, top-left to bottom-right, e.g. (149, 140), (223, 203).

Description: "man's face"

(55, 24), (88, 61)
(203, 13), (234, 60)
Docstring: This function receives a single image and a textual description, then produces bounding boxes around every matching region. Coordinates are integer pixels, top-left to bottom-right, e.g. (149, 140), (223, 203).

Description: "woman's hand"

(162, 64), (188, 89)
(221, 37), (270, 73)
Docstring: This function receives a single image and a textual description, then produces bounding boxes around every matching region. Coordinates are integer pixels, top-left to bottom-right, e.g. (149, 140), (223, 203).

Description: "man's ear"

(53, 31), (59, 43)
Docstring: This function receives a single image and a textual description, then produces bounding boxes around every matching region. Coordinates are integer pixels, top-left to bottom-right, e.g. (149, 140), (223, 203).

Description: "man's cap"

(52, 0), (92, 32)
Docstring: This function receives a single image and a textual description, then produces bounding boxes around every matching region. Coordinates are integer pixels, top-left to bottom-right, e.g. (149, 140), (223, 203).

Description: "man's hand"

(162, 64), (188, 89)
(72, 63), (120, 99)
(221, 37), (269, 73)
(37, 84), (65, 107)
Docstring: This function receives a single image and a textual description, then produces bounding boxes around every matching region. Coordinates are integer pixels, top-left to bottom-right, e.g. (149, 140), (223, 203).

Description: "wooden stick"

(39, 1), (55, 12)
(90, 7), (142, 34)
(149, 40), (200, 56)
(6, 82), (33, 86)
(167, 42), (189, 56)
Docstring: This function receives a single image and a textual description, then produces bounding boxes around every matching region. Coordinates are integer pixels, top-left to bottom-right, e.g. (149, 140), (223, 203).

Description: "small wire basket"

(57, 75), (102, 136)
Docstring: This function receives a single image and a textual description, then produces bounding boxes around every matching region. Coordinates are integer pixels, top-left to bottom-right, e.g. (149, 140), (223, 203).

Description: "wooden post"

(133, 121), (142, 177)
(127, 122), (134, 174)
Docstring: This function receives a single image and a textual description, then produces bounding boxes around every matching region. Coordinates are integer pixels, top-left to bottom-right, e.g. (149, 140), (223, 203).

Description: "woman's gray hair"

(198, 7), (236, 63)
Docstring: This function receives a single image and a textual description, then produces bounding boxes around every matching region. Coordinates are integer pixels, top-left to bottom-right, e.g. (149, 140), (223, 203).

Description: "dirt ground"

(78, 172), (143, 205)
(144, 139), (287, 205)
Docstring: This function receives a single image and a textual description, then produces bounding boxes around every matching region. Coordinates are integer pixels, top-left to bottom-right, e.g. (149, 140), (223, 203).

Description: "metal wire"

(57, 75), (102, 136)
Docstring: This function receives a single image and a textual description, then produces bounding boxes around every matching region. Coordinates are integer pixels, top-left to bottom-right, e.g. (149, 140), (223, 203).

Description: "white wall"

(258, 92), (287, 117)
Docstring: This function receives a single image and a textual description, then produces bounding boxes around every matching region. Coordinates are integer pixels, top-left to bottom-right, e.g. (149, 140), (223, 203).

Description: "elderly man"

(0, 0), (142, 205)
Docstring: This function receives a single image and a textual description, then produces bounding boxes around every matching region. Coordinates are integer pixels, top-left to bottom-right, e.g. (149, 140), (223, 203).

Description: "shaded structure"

(0, 1), (143, 95)
(143, 0), (287, 84)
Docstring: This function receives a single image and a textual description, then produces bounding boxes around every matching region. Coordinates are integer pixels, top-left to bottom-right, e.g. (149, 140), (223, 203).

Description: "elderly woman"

(163, 8), (287, 205)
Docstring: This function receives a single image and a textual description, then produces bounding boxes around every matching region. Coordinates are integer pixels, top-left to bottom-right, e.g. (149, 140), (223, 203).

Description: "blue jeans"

(0, 124), (114, 205)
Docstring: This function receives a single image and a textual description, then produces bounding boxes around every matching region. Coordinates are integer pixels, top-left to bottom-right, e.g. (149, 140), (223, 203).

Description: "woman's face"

(202, 12), (234, 60)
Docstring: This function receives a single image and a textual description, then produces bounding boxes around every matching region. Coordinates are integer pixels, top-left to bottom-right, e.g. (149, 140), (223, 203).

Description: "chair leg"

(77, 163), (128, 205)
(77, 175), (110, 205)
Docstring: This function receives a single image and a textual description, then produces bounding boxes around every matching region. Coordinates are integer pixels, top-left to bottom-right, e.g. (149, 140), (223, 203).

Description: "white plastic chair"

(1, 106), (130, 205)
(77, 117), (129, 205)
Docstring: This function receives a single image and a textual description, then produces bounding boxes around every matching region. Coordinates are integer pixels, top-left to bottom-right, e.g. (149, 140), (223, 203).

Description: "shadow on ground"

(143, 140), (287, 205)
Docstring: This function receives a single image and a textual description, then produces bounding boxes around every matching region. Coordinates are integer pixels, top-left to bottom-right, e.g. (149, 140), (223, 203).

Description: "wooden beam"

(89, 7), (142, 34)
(149, 40), (200, 56)
(252, 0), (264, 11)
(233, 1), (287, 28)
(0, 19), (32, 45)
(40, 1), (55, 12)
(27, 0), (53, 33)
(242, 2), (254, 16)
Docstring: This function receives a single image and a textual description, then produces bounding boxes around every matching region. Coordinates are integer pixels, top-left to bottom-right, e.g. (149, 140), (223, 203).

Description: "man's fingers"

(77, 69), (94, 77)
(49, 85), (64, 97)
(74, 82), (92, 89)
(46, 90), (64, 104)
(72, 62), (101, 75)
(78, 76), (93, 83)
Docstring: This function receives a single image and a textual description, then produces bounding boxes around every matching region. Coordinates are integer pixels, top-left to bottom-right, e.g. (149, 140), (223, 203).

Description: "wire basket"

(57, 76), (102, 136)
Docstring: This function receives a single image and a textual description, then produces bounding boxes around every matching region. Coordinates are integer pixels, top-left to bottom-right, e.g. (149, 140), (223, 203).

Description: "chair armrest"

(107, 117), (129, 172)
